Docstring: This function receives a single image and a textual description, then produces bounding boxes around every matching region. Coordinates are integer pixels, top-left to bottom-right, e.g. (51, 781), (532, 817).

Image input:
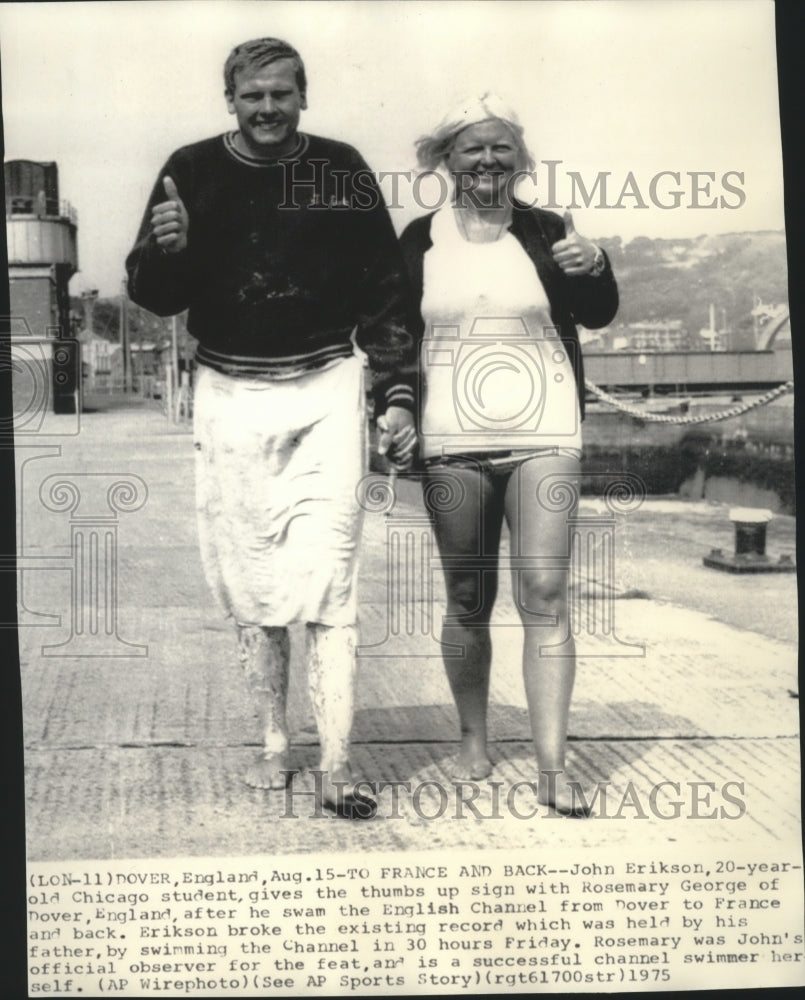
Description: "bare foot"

(537, 769), (591, 817)
(243, 749), (291, 790)
(452, 747), (493, 780)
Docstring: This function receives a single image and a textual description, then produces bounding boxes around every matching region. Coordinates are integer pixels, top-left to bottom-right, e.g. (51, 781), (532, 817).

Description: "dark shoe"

(322, 785), (378, 820)
(551, 800), (592, 818)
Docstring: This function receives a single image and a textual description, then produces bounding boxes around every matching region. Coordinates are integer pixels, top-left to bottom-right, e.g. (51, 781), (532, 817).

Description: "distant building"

(5, 159), (80, 412)
(78, 331), (118, 389)
(6, 160), (77, 338)
(130, 341), (164, 381)
(627, 320), (689, 352)
(599, 320), (689, 352)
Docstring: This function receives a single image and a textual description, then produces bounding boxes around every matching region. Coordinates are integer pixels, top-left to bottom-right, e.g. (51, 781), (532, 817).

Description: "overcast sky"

(0, 0), (786, 297)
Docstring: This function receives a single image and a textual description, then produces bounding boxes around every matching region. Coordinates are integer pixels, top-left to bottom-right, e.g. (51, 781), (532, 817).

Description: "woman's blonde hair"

(415, 93), (535, 173)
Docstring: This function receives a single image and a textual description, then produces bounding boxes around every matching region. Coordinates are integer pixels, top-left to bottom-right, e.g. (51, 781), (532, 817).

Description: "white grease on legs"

(237, 624), (291, 756)
(305, 622), (356, 781)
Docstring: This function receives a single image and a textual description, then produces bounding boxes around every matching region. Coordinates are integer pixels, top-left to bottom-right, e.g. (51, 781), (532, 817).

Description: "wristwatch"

(589, 245), (606, 277)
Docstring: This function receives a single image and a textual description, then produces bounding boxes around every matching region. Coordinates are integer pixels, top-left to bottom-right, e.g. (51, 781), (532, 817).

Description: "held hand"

(151, 175), (189, 253)
(377, 406), (417, 471)
(551, 211), (598, 276)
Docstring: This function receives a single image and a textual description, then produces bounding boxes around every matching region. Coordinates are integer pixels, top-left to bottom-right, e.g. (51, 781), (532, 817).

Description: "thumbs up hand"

(151, 175), (189, 253)
(551, 210), (600, 276)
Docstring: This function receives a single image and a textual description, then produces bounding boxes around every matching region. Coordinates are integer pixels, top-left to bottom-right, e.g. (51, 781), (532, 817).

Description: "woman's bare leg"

(425, 464), (504, 779)
(505, 455), (587, 814)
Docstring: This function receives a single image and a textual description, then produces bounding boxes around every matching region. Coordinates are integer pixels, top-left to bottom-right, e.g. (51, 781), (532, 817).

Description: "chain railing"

(584, 378), (794, 426)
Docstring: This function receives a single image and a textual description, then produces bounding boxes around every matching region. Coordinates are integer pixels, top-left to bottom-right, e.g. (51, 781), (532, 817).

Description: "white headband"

(433, 92), (523, 136)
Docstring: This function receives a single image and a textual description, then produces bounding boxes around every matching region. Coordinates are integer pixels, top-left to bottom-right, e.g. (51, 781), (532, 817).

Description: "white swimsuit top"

(419, 207), (582, 459)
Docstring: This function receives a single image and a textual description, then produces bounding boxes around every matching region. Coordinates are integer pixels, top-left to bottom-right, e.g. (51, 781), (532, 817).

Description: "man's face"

(226, 58), (307, 157)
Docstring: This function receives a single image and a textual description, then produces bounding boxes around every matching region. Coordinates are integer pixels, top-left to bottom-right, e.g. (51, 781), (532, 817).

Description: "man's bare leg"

(306, 622), (374, 816)
(237, 624), (291, 789)
(306, 622), (355, 792)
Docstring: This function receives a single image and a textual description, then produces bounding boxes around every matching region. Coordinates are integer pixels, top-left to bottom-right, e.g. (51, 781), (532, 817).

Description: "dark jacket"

(125, 132), (413, 411)
(398, 203), (619, 419)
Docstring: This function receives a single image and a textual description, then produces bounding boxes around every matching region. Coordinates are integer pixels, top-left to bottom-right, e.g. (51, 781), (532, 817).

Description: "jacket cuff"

(374, 381), (416, 416)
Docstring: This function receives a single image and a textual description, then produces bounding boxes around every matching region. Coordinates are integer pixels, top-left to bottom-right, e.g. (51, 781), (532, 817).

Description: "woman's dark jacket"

(397, 203), (619, 420)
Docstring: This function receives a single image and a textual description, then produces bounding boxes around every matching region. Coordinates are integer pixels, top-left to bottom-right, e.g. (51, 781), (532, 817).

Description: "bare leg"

(305, 622), (364, 806)
(506, 456), (588, 815)
(425, 464), (504, 780)
(442, 624), (493, 779)
(237, 624), (291, 789)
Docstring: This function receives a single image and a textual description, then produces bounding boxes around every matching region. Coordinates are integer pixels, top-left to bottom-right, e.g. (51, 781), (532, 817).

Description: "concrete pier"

(15, 395), (800, 858)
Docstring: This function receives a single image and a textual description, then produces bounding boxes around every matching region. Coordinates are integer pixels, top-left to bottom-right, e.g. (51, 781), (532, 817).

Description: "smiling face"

(445, 119), (520, 205)
(225, 58), (307, 158)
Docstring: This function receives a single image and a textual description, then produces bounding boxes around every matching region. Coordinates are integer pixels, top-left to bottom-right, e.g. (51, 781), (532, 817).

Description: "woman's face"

(445, 119), (520, 202)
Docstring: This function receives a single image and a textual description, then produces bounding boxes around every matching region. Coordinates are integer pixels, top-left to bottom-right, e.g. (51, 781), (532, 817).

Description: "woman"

(398, 95), (618, 815)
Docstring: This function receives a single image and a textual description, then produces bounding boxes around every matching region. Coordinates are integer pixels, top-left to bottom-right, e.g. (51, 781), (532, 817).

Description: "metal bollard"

(704, 506), (795, 573)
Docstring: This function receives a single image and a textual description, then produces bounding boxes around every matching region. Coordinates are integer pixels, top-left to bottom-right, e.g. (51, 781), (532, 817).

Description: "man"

(126, 37), (416, 818)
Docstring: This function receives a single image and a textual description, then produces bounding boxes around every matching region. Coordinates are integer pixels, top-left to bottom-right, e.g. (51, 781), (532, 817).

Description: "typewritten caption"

(27, 849), (805, 995)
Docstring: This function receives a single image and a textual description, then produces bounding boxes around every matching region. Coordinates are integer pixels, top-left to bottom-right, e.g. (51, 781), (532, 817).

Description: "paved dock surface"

(16, 395), (801, 859)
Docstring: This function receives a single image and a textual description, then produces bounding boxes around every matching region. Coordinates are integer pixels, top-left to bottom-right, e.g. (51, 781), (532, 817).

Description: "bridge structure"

(584, 346), (792, 397)
(755, 309), (791, 351)
(584, 308), (792, 396)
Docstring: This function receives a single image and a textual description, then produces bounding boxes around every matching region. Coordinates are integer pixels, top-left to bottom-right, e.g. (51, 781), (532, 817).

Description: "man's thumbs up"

(163, 176), (181, 202)
(563, 210), (576, 236)
(151, 174), (188, 253)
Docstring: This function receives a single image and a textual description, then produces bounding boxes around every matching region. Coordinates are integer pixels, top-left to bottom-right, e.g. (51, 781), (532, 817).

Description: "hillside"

(73, 231), (790, 348)
(597, 231), (789, 335)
